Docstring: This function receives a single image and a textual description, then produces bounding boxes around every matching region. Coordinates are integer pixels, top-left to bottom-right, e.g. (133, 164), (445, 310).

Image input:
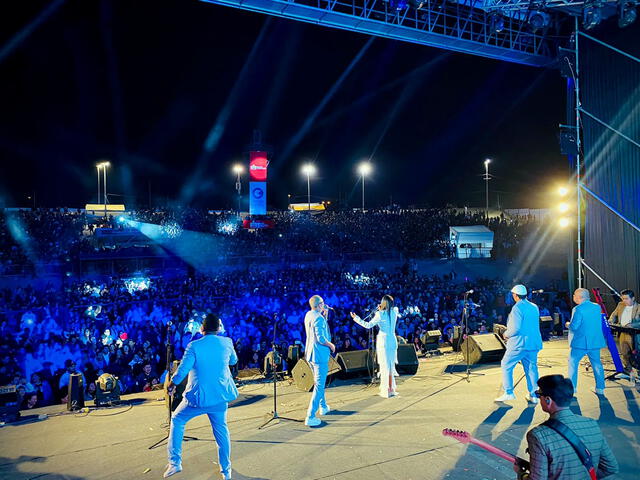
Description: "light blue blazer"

(504, 299), (543, 351)
(569, 301), (606, 350)
(172, 334), (239, 408)
(304, 310), (331, 365)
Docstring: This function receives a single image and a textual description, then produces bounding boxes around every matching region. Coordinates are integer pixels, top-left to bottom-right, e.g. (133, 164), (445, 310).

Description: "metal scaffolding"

(200, 0), (564, 66)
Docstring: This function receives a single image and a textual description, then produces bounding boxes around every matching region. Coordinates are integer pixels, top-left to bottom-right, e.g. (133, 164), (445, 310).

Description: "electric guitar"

(442, 428), (531, 479)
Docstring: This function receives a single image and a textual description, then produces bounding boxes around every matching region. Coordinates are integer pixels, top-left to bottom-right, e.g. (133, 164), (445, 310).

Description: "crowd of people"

(0, 264), (571, 410)
(0, 207), (541, 274)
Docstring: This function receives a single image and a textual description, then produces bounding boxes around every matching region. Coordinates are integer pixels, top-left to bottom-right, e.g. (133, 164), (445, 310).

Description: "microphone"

(532, 289), (544, 294)
(325, 305), (335, 310)
(167, 321), (173, 327)
(465, 289), (474, 294)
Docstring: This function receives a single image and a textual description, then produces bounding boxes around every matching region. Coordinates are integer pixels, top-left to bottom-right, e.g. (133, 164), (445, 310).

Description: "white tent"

(449, 225), (494, 259)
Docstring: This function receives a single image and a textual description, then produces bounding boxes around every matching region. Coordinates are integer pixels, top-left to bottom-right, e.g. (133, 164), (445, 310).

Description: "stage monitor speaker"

(291, 357), (341, 392)
(461, 334), (506, 365)
(165, 361), (187, 411)
(336, 350), (373, 377)
(287, 345), (301, 371)
(396, 344), (419, 375)
(67, 373), (85, 411)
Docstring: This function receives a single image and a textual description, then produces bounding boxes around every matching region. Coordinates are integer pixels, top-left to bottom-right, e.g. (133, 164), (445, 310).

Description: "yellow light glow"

(301, 163), (316, 176)
(232, 164), (244, 174)
(358, 162), (372, 176)
(558, 187), (569, 196)
(559, 217), (570, 228)
(558, 203), (570, 213)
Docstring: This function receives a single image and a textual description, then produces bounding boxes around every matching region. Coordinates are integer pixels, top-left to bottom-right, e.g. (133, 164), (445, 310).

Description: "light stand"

(259, 314), (302, 429)
(149, 321), (199, 449)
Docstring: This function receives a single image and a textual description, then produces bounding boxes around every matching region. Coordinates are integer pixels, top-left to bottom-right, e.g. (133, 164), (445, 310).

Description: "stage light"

(301, 163), (316, 176)
(558, 203), (570, 213)
(488, 12), (505, 34)
(389, 0), (408, 10)
(583, 0), (603, 30)
(529, 11), (550, 32)
(232, 164), (244, 174)
(358, 161), (372, 177)
(558, 187), (569, 196)
(559, 217), (570, 228)
(116, 216), (126, 224)
(618, 0), (638, 28)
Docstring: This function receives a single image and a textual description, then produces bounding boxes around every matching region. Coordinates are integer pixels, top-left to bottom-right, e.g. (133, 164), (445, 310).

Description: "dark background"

(4, 0), (629, 210)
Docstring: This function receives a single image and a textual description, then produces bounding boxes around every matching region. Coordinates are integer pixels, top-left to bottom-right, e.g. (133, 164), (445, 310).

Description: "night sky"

(5, 0), (630, 210)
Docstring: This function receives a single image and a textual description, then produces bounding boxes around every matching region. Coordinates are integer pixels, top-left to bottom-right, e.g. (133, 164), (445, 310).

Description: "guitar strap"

(542, 418), (597, 480)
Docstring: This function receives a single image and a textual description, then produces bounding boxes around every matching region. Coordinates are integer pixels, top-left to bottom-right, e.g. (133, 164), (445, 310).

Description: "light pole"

(96, 161), (110, 215)
(483, 159), (491, 220)
(357, 161), (372, 212)
(232, 164), (244, 214)
(301, 163), (316, 212)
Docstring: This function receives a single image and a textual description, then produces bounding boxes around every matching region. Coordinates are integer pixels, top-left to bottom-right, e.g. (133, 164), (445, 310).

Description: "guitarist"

(518, 374), (618, 480)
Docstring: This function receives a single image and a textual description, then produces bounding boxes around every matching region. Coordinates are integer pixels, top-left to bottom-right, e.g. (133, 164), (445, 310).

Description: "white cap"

(511, 285), (527, 296)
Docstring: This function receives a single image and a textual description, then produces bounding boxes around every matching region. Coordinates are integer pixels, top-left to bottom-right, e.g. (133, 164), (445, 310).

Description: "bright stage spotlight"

(558, 217), (570, 228)
(558, 187), (569, 197)
(558, 203), (570, 213)
(232, 164), (244, 175)
(618, 0), (638, 28)
(529, 11), (550, 32)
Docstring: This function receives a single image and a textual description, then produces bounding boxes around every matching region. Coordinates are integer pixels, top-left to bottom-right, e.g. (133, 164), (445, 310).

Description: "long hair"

(381, 294), (394, 321)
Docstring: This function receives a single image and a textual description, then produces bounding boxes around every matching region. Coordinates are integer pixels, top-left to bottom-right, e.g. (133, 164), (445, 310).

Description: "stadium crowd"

(0, 265), (570, 410)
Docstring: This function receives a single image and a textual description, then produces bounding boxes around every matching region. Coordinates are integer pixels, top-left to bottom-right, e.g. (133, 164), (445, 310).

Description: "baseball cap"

(511, 285), (527, 296)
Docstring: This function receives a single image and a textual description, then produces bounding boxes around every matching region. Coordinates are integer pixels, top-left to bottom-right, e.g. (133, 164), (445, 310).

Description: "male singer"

(304, 295), (335, 427)
(495, 285), (543, 403)
(165, 314), (238, 479)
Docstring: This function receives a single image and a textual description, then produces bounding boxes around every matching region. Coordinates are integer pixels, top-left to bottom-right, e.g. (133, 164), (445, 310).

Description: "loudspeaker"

(263, 350), (284, 376)
(540, 315), (553, 340)
(396, 344), (419, 375)
(291, 357), (341, 392)
(287, 345), (301, 371)
(0, 385), (20, 423)
(165, 360), (188, 411)
(336, 350), (374, 377)
(461, 334), (506, 365)
(452, 326), (463, 352)
(420, 330), (441, 352)
(67, 373), (85, 411)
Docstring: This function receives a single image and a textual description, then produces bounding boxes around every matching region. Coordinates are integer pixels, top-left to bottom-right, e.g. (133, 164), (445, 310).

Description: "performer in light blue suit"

(164, 314), (238, 479)
(304, 295), (336, 427)
(567, 288), (606, 394)
(495, 285), (543, 403)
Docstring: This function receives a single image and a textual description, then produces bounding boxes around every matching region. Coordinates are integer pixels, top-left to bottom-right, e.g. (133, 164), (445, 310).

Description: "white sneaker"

(592, 387), (605, 395)
(526, 394), (539, 404)
(305, 417), (321, 427)
(494, 392), (516, 402)
(319, 405), (331, 415)
(222, 473), (232, 480)
(163, 464), (182, 478)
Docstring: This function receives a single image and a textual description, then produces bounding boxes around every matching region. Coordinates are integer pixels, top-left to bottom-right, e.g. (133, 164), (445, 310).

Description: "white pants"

(168, 400), (231, 477)
(501, 348), (539, 395)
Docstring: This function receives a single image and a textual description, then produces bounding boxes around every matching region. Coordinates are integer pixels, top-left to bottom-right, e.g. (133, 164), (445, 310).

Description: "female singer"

(350, 295), (399, 398)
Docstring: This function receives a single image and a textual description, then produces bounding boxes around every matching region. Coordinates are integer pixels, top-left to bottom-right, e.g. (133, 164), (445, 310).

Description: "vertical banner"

(249, 182), (266, 215)
(249, 151), (268, 215)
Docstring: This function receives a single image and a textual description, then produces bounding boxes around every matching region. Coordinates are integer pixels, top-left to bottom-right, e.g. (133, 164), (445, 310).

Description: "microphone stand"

(259, 314), (302, 429)
(450, 291), (484, 382)
(359, 308), (378, 386)
(149, 321), (199, 449)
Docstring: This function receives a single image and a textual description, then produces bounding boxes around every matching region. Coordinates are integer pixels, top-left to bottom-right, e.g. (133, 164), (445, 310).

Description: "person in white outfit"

(164, 314), (238, 479)
(350, 295), (399, 398)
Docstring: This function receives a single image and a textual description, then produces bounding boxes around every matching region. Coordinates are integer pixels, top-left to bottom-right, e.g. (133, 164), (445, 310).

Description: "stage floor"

(1, 339), (638, 480)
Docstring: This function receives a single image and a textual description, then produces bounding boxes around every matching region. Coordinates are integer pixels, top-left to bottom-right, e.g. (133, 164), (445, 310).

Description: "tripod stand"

(450, 291), (484, 382)
(149, 321), (200, 449)
(259, 314), (302, 429)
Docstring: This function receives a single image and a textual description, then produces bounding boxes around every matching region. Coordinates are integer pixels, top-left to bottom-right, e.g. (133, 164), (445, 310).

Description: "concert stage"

(1, 339), (638, 480)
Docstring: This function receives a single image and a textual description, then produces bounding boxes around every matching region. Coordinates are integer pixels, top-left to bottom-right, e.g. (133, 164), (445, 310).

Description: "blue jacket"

(504, 299), (543, 351)
(304, 310), (331, 364)
(569, 301), (606, 350)
(172, 334), (238, 408)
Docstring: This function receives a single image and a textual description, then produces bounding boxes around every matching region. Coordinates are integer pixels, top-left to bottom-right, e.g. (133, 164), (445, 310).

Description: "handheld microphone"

(167, 321), (173, 327)
(325, 305), (335, 310)
(465, 289), (474, 294)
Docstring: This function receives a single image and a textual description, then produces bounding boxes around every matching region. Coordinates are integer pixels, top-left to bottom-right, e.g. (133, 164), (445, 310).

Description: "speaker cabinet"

(67, 373), (85, 411)
(291, 357), (341, 392)
(461, 334), (506, 365)
(396, 344), (419, 375)
(336, 350), (374, 377)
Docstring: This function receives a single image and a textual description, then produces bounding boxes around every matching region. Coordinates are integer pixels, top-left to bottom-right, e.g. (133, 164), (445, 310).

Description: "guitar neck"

(468, 437), (517, 464)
